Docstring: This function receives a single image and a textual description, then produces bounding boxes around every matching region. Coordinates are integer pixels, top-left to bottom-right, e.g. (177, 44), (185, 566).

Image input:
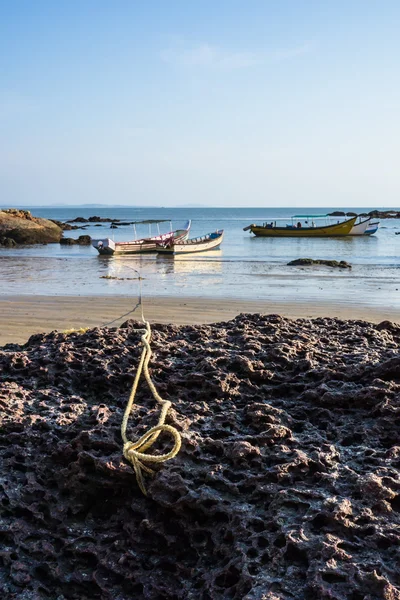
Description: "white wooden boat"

(157, 229), (224, 255)
(92, 220), (191, 255)
(349, 217), (372, 235)
(364, 222), (379, 235)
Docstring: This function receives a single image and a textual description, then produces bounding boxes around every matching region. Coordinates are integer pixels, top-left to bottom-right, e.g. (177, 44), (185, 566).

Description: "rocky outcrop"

(50, 219), (87, 231)
(1, 314), (400, 599)
(360, 210), (400, 219)
(328, 210), (400, 219)
(288, 258), (352, 268)
(66, 216), (118, 224)
(328, 211), (357, 217)
(0, 209), (62, 245)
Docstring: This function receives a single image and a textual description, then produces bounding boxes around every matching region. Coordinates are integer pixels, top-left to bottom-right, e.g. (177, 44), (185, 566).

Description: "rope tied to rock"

(120, 279), (181, 496)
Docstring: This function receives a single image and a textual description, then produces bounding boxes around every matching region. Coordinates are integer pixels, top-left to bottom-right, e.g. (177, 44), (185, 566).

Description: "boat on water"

(349, 217), (372, 235)
(92, 220), (191, 255)
(243, 215), (357, 237)
(364, 221), (379, 236)
(157, 230), (224, 255)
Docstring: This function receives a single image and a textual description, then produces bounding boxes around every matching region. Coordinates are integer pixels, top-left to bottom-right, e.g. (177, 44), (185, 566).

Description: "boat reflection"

(156, 252), (223, 276)
(98, 254), (155, 280)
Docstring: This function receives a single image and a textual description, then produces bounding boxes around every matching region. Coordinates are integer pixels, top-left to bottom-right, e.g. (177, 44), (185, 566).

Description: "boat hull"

(248, 217), (357, 237)
(157, 230), (224, 255)
(349, 217), (372, 235)
(364, 222), (379, 236)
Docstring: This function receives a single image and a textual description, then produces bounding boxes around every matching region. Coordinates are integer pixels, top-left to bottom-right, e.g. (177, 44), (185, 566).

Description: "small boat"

(244, 215), (357, 237)
(349, 217), (372, 235)
(92, 220), (191, 255)
(364, 222), (379, 236)
(157, 230), (224, 255)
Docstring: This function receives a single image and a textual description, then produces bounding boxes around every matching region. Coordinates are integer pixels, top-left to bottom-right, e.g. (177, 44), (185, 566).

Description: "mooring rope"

(120, 270), (182, 495)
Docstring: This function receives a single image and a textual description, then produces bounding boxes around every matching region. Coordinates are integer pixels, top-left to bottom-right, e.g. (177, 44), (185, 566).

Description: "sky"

(1, 1), (400, 208)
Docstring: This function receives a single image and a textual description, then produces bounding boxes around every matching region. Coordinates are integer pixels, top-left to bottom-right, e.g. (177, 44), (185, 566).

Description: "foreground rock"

(0, 209), (62, 245)
(1, 315), (400, 599)
(288, 258), (352, 268)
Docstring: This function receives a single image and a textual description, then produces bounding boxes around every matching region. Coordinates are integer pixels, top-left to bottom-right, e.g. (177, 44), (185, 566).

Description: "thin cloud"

(160, 42), (314, 70)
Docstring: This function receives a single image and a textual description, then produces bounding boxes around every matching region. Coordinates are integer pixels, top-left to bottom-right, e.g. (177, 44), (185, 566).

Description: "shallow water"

(1, 206), (399, 309)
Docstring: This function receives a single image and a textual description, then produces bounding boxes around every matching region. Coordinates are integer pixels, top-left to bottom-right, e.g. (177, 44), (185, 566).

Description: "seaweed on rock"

(1, 314), (400, 599)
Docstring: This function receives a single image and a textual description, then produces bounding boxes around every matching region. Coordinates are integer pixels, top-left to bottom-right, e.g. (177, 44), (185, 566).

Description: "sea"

(1, 206), (400, 310)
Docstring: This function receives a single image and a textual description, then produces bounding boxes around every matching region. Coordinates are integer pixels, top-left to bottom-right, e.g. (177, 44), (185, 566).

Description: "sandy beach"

(1, 294), (400, 346)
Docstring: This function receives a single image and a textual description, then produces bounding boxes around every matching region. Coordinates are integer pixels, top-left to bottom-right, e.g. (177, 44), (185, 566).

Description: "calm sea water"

(1, 206), (400, 309)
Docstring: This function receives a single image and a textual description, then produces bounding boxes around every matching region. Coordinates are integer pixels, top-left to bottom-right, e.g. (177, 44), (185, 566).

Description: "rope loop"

(121, 308), (182, 495)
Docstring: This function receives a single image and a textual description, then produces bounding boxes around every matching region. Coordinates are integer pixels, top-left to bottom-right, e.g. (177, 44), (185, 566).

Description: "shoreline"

(1, 294), (399, 346)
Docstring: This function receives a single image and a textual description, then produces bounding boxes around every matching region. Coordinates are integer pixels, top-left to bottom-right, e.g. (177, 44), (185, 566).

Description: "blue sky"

(1, 1), (400, 207)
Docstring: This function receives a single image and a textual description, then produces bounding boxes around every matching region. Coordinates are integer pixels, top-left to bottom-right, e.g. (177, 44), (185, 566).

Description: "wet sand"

(1, 294), (399, 345)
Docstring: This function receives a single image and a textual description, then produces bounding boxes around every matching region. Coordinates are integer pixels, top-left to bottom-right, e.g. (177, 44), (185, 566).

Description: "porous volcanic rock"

(288, 258), (352, 269)
(0, 209), (62, 245)
(1, 315), (400, 599)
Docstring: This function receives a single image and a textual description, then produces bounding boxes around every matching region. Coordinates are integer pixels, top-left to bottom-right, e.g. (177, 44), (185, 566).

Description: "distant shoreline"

(1, 294), (399, 346)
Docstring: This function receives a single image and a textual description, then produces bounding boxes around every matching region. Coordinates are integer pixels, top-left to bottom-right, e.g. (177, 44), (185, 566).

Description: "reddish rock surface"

(0, 209), (62, 245)
(1, 314), (400, 599)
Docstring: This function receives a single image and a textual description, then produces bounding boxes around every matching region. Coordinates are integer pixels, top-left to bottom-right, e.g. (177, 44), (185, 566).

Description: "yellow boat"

(243, 215), (357, 237)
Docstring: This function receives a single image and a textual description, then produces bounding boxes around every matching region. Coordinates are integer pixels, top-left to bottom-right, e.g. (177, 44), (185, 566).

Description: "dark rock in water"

(50, 219), (84, 231)
(77, 235), (91, 245)
(288, 258), (352, 268)
(67, 216), (120, 224)
(0, 236), (17, 247)
(89, 216), (119, 222)
(0, 209), (62, 244)
(326, 210), (400, 220)
(60, 235), (92, 245)
(94, 223), (102, 227)
(1, 314), (400, 599)
(359, 210), (400, 219)
(110, 223), (118, 229)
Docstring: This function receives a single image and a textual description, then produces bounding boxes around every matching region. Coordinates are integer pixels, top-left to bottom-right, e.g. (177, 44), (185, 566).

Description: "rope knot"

(123, 424), (182, 495)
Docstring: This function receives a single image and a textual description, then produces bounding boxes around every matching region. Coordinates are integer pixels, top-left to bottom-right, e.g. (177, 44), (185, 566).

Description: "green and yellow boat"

(243, 215), (357, 237)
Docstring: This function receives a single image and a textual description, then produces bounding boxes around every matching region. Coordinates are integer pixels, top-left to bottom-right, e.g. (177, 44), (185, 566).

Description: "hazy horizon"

(2, 1), (400, 208)
(4, 203), (398, 211)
